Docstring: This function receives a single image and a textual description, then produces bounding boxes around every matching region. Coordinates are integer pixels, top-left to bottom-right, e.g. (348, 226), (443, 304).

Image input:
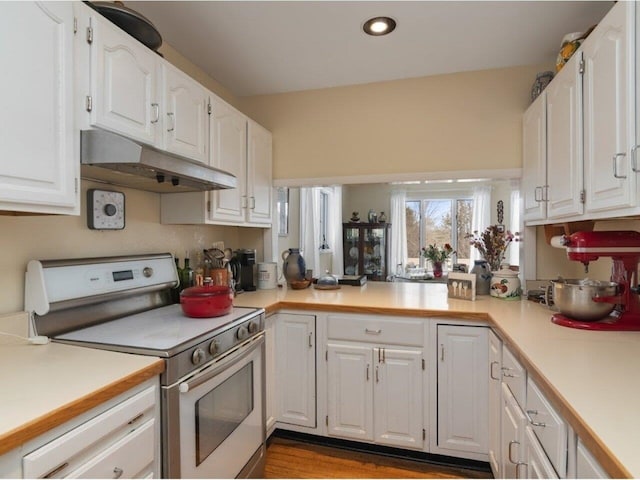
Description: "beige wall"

(0, 181), (265, 315)
(238, 65), (542, 181)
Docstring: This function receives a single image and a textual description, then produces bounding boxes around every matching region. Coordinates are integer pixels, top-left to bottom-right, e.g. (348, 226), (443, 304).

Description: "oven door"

(167, 334), (265, 479)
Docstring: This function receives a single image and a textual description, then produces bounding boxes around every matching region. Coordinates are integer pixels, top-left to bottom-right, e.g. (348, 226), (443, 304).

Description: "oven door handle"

(178, 334), (264, 394)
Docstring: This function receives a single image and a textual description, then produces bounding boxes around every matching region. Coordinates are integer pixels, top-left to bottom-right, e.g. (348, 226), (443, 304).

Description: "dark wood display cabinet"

(343, 222), (391, 281)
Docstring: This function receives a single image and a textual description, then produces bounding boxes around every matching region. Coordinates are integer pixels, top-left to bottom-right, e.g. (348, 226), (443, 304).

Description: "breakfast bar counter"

(234, 282), (640, 478)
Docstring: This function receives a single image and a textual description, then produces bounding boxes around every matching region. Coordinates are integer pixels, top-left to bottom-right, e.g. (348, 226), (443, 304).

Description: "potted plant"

(421, 243), (455, 278)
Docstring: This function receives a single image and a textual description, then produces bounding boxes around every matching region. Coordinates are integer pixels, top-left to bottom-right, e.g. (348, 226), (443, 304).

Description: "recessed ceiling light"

(363, 16), (396, 36)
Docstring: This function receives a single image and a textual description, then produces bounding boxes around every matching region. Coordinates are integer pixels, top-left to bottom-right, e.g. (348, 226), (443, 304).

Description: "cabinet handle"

(542, 185), (549, 202)
(250, 196), (256, 210)
(365, 328), (381, 335)
(150, 103), (159, 123)
(113, 467), (124, 479)
(508, 440), (520, 464)
(382, 348), (385, 363)
(377, 348), (381, 363)
(534, 186), (542, 202)
(613, 153), (627, 179)
(490, 361), (500, 380)
(525, 409), (546, 427)
(515, 462), (527, 479)
(308, 332), (313, 348)
(43, 462), (69, 478)
(375, 365), (379, 383)
(632, 145), (640, 173)
(366, 363), (370, 381)
(440, 344), (444, 361)
(167, 112), (175, 132)
(127, 413), (144, 425)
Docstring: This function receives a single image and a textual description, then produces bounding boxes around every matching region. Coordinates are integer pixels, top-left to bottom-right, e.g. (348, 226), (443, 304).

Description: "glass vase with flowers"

(421, 243), (455, 278)
(467, 225), (520, 272)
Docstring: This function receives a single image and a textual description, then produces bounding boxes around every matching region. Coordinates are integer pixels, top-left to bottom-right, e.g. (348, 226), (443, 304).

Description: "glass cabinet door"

(344, 226), (360, 275)
(363, 227), (385, 279)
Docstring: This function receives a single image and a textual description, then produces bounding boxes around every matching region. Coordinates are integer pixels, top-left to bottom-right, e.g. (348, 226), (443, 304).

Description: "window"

(319, 189), (330, 250)
(406, 197), (473, 267)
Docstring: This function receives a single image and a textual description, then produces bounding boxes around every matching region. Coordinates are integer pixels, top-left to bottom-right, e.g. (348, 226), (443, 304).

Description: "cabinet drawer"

(526, 378), (567, 477)
(23, 385), (156, 478)
(327, 314), (424, 346)
(502, 347), (526, 406)
(67, 419), (155, 478)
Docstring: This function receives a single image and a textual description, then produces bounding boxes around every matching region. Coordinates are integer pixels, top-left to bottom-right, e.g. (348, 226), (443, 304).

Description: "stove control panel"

(165, 310), (265, 384)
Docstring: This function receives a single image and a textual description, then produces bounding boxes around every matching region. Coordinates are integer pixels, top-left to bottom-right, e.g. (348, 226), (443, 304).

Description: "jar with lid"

(489, 265), (521, 300)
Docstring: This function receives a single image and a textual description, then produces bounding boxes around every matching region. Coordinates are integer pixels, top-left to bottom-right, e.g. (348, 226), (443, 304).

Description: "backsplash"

(0, 181), (264, 315)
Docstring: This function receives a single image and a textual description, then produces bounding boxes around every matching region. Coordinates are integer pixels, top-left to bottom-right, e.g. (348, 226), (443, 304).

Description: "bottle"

(181, 257), (194, 290)
(173, 257), (183, 303)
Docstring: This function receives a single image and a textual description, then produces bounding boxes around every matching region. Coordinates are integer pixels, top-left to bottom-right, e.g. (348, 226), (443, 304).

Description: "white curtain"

(509, 183), (521, 267)
(329, 186), (344, 275)
(389, 190), (407, 277)
(470, 186), (491, 263)
(299, 187), (320, 274)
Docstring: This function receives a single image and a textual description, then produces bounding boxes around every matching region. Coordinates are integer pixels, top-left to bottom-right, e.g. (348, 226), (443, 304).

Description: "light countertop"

(234, 282), (640, 478)
(0, 328), (163, 456)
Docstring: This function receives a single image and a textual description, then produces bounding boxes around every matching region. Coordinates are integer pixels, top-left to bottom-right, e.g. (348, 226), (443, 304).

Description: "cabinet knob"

(113, 467), (124, 479)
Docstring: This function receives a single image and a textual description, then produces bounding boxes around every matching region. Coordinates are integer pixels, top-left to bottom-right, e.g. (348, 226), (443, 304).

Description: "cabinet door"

(374, 347), (423, 449)
(524, 426), (559, 479)
(501, 384), (526, 480)
(275, 313), (316, 428)
(577, 439), (609, 479)
(264, 315), (277, 435)
(0, 2), (78, 214)
(583, 1), (635, 213)
(488, 331), (503, 477)
(522, 93), (547, 222)
(247, 120), (273, 225)
(89, 12), (158, 146)
(437, 325), (489, 454)
(161, 63), (208, 163)
(327, 343), (373, 441)
(209, 97), (247, 223)
(546, 54), (584, 219)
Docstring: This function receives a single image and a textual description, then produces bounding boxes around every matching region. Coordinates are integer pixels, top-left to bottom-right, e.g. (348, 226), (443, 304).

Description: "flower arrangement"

(467, 225), (520, 271)
(421, 243), (455, 264)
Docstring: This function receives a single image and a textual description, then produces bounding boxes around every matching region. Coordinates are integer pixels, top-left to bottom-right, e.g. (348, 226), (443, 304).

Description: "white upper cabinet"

(247, 120), (273, 225)
(86, 8), (159, 146)
(209, 97), (248, 223)
(583, 1), (635, 214)
(546, 53), (584, 220)
(161, 63), (209, 163)
(522, 93), (547, 222)
(0, 2), (79, 215)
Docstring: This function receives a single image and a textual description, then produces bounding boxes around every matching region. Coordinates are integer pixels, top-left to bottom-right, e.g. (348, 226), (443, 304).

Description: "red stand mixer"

(552, 230), (640, 331)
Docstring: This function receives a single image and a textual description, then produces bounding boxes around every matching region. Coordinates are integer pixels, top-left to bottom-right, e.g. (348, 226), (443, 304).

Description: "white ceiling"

(127, 1), (613, 97)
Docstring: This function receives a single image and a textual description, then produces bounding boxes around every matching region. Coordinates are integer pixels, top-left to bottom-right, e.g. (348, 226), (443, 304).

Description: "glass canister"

(490, 265), (522, 300)
(282, 248), (306, 283)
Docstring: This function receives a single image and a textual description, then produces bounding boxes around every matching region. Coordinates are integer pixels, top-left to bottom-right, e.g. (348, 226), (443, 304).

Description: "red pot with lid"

(180, 285), (233, 318)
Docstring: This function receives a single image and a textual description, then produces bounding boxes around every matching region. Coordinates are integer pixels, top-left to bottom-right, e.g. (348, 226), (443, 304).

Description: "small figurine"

(368, 209), (377, 223)
(350, 211), (360, 222)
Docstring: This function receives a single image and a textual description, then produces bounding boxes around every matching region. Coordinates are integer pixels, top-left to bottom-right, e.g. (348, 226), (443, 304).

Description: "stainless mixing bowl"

(551, 279), (619, 321)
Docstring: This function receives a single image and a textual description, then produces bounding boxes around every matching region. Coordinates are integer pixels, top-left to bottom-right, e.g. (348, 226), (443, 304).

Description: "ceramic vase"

(471, 260), (491, 295)
(282, 248), (306, 283)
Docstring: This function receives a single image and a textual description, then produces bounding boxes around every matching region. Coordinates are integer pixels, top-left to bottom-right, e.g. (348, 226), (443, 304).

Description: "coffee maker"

(231, 249), (257, 292)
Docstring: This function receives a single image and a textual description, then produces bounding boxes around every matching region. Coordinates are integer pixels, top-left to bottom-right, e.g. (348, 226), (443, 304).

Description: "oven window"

(195, 362), (254, 466)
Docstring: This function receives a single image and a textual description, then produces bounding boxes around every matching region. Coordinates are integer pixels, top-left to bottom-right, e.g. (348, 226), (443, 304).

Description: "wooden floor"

(264, 437), (493, 479)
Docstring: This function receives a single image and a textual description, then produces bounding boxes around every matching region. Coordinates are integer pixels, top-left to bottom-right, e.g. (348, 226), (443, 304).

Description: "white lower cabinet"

(501, 383), (526, 479)
(436, 324), (489, 457)
(0, 378), (160, 478)
(488, 330), (503, 477)
(275, 313), (316, 428)
(326, 314), (426, 450)
(264, 314), (277, 435)
(525, 426), (559, 479)
(576, 438), (609, 479)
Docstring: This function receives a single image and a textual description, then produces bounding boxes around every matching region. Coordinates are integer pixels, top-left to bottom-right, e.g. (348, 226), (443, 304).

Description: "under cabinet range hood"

(80, 129), (237, 193)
